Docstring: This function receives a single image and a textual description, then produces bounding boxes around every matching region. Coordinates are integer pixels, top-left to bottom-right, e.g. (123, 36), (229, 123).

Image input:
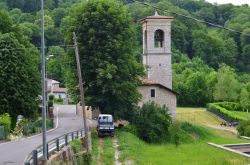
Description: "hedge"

(213, 102), (242, 111)
(206, 103), (246, 122)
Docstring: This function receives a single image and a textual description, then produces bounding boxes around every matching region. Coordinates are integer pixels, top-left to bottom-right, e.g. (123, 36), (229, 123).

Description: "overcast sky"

(206, 0), (250, 5)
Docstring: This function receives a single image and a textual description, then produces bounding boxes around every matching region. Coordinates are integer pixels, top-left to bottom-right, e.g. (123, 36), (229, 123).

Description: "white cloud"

(206, 0), (250, 5)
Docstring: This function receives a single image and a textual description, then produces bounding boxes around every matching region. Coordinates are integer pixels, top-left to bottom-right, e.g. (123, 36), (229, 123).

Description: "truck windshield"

(98, 116), (113, 124)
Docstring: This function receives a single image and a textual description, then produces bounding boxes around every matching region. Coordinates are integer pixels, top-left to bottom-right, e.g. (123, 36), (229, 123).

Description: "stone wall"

(76, 103), (101, 120)
(47, 146), (73, 165)
(138, 85), (176, 118)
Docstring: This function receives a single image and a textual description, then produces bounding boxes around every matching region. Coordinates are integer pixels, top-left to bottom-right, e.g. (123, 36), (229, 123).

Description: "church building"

(137, 12), (177, 117)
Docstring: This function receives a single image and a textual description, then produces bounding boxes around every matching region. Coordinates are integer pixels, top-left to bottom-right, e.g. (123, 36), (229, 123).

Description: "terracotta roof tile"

(52, 87), (67, 93)
(141, 79), (179, 95)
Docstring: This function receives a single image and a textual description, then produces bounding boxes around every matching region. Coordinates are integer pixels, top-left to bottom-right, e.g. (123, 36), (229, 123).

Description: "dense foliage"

(63, 0), (144, 118)
(237, 120), (250, 137)
(0, 0), (249, 115)
(0, 10), (40, 120)
(132, 102), (172, 143)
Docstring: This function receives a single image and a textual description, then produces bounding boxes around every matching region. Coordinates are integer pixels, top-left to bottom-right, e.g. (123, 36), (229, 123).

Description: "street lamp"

(46, 54), (54, 116)
(41, 0), (47, 164)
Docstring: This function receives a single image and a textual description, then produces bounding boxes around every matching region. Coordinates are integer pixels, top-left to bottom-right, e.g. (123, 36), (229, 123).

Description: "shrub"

(169, 121), (181, 147)
(206, 103), (246, 122)
(237, 120), (250, 136)
(0, 113), (11, 138)
(48, 100), (53, 108)
(120, 124), (138, 136)
(49, 94), (54, 101)
(55, 98), (63, 103)
(133, 102), (172, 144)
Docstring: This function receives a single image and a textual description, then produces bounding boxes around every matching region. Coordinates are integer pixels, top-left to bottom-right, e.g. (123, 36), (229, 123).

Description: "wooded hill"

(0, 0), (249, 108)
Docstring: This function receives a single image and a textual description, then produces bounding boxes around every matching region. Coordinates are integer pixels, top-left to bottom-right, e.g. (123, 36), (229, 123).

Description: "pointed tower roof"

(140, 12), (174, 23)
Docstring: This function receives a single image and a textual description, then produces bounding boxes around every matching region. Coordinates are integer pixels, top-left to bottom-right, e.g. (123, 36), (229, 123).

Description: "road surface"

(0, 105), (84, 165)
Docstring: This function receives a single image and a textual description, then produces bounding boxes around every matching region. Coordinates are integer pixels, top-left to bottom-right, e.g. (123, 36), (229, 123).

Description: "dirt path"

(207, 124), (238, 134)
(113, 137), (121, 165)
(97, 138), (104, 165)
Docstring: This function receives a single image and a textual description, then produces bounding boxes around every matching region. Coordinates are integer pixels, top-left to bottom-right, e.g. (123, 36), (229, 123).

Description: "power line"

(133, 0), (250, 37)
(0, 45), (75, 51)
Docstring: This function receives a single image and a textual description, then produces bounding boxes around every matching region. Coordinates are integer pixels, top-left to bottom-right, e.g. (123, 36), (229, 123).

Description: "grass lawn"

(117, 131), (250, 165)
(91, 130), (115, 165)
(116, 107), (250, 165)
(176, 107), (222, 126)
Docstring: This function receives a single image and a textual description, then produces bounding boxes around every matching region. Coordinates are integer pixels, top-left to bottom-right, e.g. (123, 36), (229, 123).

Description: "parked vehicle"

(97, 114), (114, 137)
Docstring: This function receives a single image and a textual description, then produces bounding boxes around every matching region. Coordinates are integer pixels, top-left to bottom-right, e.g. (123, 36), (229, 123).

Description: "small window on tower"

(154, 29), (164, 48)
(150, 89), (156, 98)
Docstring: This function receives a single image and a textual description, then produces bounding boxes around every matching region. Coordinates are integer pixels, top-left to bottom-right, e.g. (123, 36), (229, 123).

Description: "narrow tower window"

(150, 89), (156, 98)
(154, 29), (164, 48)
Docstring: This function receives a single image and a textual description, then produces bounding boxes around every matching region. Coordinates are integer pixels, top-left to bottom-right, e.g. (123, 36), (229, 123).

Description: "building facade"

(138, 12), (177, 117)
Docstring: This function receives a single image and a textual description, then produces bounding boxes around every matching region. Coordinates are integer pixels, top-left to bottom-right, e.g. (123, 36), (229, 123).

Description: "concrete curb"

(240, 136), (250, 140)
(208, 142), (250, 158)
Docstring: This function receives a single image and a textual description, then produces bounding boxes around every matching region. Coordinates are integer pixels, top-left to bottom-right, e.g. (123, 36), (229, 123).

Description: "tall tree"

(214, 64), (239, 102)
(65, 0), (144, 119)
(240, 88), (250, 112)
(0, 33), (40, 119)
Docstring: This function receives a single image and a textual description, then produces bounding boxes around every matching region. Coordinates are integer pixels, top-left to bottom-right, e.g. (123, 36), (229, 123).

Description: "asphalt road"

(0, 105), (84, 165)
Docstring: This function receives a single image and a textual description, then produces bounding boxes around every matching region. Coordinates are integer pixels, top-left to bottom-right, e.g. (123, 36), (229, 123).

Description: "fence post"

(81, 130), (83, 137)
(71, 132), (74, 140)
(56, 138), (60, 151)
(32, 150), (38, 165)
(65, 134), (68, 146)
(76, 131), (79, 139)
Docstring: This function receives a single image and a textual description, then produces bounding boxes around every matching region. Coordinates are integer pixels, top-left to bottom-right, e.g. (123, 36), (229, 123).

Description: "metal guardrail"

(24, 129), (85, 165)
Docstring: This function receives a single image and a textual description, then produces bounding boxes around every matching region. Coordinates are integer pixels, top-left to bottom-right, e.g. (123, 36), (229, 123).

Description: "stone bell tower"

(141, 12), (174, 89)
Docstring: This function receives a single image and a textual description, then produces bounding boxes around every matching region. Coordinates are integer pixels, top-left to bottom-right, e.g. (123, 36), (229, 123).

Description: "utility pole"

(73, 32), (90, 155)
(41, 0), (47, 164)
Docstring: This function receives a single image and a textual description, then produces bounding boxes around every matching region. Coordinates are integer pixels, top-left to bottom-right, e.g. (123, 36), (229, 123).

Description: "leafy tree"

(0, 10), (13, 34)
(51, 8), (66, 27)
(241, 28), (250, 47)
(195, 7), (216, 23)
(64, 0), (144, 119)
(240, 88), (250, 112)
(240, 45), (250, 72)
(214, 64), (239, 102)
(47, 46), (66, 84)
(192, 30), (229, 68)
(0, 33), (40, 120)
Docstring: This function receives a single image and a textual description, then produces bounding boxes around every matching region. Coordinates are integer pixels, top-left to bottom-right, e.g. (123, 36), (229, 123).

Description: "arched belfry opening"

(154, 29), (164, 48)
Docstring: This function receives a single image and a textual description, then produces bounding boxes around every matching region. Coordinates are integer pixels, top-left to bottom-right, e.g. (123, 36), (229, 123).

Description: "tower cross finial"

(154, 10), (159, 16)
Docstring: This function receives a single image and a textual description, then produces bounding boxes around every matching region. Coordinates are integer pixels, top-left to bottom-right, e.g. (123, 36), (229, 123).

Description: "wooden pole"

(73, 32), (90, 156)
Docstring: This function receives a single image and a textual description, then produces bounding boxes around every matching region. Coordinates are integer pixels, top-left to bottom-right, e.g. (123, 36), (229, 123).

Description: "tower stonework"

(141, 14), (174, 89)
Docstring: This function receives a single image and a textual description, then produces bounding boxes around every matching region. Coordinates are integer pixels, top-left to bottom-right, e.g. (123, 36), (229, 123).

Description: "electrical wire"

(0, 45), (75, 51)
(133, 0), (250, 37)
